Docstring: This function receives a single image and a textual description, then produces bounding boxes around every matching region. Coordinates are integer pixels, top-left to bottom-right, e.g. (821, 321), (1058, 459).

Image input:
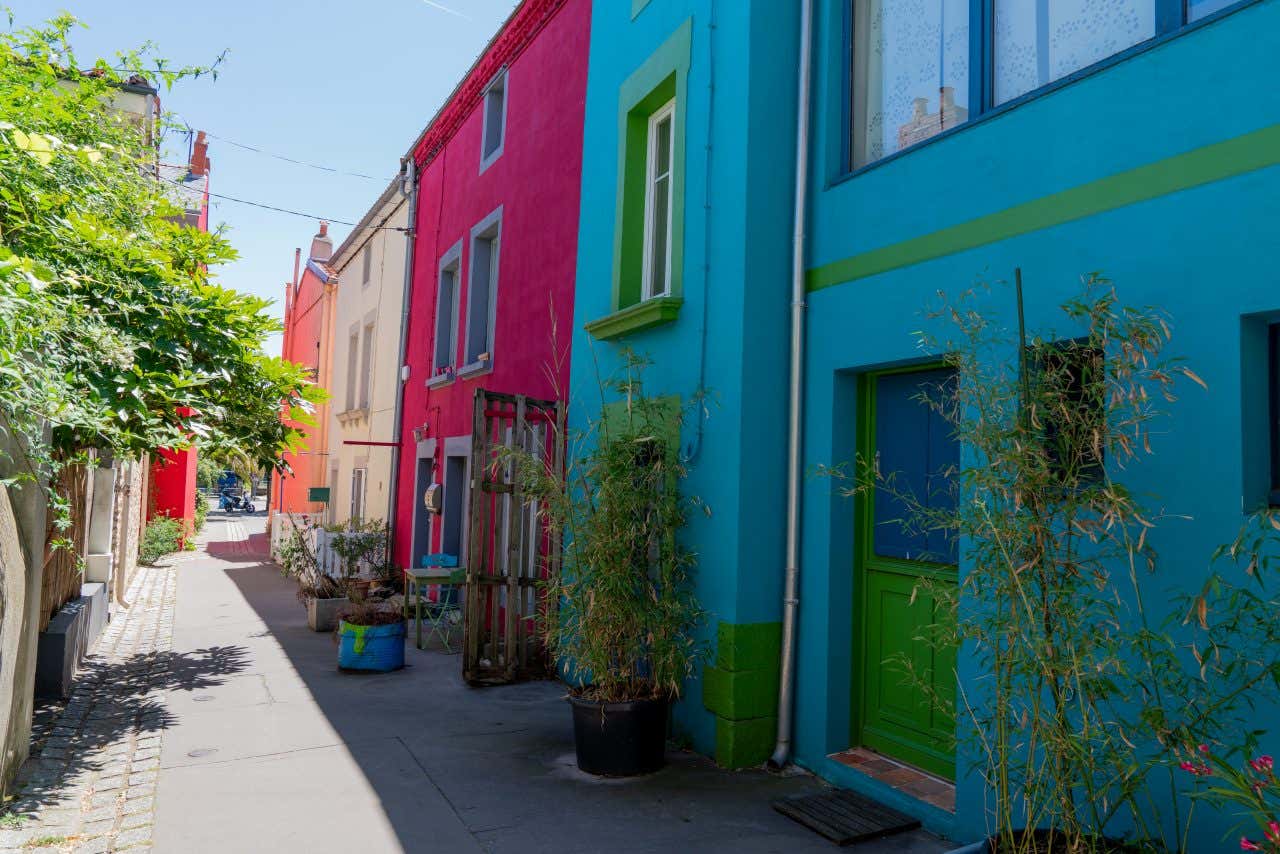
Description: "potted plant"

(327, 520), (389, 602)
(278, 519), (347, 632)
(510, 351), (705, 776)
(336, 601), (405, 672)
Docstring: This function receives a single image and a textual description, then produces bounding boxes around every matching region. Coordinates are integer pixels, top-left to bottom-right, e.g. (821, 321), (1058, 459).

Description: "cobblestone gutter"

(0, 554), (177, 853)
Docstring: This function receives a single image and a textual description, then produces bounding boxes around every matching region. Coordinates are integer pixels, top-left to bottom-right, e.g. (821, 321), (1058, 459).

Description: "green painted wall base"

(702, 621), (781, 769)
(715, 716), (777, 769)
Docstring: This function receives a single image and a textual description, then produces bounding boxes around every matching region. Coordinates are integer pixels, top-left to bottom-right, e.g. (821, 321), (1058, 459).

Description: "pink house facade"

(393, 0), (590, 570)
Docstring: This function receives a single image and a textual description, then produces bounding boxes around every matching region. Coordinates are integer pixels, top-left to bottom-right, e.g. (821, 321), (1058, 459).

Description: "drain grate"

(772, 788), (920, 846)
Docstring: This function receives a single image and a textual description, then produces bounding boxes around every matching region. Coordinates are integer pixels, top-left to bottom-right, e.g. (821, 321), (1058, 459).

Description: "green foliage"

(277, 516), (342, 601)
(0, 14), (323, 488)
(193, 489), (208, 533)
(1180, 747), (1279, 852)
(509, 350), (706, 704)
(138, 515), (182, 565)
(325, 519), (391, 583)
(196, 456), (223, 490)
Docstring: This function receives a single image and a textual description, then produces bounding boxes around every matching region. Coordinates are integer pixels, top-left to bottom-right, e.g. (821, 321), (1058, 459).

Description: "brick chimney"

(189, 130), (210, 177)
(310, 222), (333, 263)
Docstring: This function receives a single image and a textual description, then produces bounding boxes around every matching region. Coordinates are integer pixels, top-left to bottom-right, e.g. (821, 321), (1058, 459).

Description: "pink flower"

(1240, 838), (1261, 851)
(1266, 822), (1280, 845)
(1199, 744), (1211, 754)
(1179, 760), (1211, 776)
(1250, 755), (1275, 774)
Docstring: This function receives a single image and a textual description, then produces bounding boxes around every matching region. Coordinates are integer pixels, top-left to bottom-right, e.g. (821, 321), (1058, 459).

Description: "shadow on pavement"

(188, 525), (949, 854)
(11, 644), (250, 817)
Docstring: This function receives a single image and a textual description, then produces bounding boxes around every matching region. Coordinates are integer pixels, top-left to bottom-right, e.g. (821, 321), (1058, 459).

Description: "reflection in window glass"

(995, 1), (1155, 105)
(1188, 0), (1239, 19)
(850, 0), (970, 168)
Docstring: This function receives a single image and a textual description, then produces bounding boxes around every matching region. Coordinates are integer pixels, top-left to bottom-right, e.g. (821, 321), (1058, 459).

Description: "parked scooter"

(218, 489), (256, 514)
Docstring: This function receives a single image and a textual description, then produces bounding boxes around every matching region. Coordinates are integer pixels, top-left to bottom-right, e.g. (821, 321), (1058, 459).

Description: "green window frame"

(585, 19), (692, 342)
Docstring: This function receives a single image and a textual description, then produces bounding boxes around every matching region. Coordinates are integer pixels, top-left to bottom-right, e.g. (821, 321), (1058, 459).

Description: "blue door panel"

(873, 368), (957, 563)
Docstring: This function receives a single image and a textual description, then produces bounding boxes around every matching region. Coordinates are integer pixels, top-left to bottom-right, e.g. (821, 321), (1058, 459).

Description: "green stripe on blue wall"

(806, 123), (1280, 293)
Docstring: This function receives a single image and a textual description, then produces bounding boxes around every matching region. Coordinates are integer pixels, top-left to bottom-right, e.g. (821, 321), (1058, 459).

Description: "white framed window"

(359, 321), (375, 409)
(463, 208), (502, 370)
(433, 242), (463, 378)
(641, 100), (676, 301)
(479, 69), (508, 173)
(344, 325), (359, 411)
(361, 244), (372, 286)
(350, 467), (367, 524)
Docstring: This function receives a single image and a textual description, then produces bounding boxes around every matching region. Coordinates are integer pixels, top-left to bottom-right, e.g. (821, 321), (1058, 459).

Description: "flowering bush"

(1179, 745), (1280, 851)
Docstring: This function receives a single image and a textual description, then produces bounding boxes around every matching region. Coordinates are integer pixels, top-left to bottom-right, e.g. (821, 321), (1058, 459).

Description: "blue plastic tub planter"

(336, 611), (406, 673)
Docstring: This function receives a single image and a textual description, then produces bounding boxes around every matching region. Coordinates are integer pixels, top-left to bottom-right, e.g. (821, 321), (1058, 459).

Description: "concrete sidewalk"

(150, 513), (950, 853)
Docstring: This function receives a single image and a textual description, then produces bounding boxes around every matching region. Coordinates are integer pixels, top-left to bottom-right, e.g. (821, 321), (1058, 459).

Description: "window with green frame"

(585, 20), (691, 341)
(848, 0), (1255, 171)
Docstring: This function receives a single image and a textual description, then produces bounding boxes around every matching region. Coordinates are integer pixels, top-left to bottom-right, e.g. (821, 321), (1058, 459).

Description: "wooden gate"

(40, 454), (92, 631)
(463, 390), (564, 685)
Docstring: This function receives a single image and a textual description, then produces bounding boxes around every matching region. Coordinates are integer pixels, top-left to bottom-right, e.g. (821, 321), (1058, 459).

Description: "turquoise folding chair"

(403, 554), (465, 652)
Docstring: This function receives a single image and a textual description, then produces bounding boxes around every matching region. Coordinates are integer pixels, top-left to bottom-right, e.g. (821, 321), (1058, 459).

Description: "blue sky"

(12, 0), (521, 356)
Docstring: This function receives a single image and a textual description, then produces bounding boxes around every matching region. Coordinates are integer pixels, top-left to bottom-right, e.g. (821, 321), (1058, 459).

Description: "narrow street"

(5, 513), (948, 853)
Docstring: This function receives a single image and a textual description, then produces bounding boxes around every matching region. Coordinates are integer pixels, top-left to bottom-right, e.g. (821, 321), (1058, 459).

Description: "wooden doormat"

(772, 788), (921, 846)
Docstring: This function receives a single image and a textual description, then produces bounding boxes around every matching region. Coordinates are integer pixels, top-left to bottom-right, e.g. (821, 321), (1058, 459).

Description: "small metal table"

(404, 557), (465, 653)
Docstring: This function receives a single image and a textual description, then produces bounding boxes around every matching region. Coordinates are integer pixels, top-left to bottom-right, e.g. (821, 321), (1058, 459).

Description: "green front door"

(855, 367), (957, 780)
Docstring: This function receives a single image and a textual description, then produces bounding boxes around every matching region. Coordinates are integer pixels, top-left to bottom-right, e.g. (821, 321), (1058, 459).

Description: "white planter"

(306, 596), (350, 632)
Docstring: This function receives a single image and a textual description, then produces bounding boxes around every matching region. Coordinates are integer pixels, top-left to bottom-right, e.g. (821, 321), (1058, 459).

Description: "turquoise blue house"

(571, 0), (1280, 845)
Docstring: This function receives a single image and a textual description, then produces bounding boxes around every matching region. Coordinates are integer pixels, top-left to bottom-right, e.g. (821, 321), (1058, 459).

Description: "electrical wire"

(167, 117), (391, 182)
(154, 174), (409, 232)
(199, 130), (390, 182)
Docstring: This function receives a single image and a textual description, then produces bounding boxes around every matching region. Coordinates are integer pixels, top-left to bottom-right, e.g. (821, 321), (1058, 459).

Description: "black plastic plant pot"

(568, 694), (669, 777)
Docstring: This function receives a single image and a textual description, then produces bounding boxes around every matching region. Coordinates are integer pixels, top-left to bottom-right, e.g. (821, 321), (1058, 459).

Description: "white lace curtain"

(851, 0), (970, 168)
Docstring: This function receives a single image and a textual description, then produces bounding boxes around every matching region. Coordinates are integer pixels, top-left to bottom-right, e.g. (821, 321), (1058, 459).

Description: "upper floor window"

(994, 1), (1155, 104)
(849, 0), (1251, 170)
(359, 321), (375, 409)
(464, 210), (502, 370)
(1189, 0), (1241, 19)
(642, 100), (676, 300)
(361, 244), (372, 286)
(345, 326), (360, 411)
(851, 0), (970, 169)
(480, 69), (507, 172)
(433, 245), (462, 378)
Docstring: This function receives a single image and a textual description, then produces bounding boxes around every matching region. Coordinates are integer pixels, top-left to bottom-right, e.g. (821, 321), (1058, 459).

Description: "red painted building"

(147, 133), (212, 537)
(270, 225), (338, 519)
(393, 0), (590, 570)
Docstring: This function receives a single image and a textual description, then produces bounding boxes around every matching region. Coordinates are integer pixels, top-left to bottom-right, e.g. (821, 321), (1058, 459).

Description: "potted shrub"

(336, 601), (405, 672)
(278, 519), (347, 632)
(511, 351), (705, 776)
(327, 520), (389, 602)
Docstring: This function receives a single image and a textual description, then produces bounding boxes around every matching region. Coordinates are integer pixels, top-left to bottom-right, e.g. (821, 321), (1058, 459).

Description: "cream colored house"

(326, 180), (410, 527)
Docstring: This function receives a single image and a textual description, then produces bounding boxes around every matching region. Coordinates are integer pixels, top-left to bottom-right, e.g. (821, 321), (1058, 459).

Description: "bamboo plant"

(508, 350), (707, 704)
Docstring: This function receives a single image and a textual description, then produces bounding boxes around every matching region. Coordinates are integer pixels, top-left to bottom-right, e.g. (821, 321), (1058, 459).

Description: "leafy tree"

(0, 13), (323, 482)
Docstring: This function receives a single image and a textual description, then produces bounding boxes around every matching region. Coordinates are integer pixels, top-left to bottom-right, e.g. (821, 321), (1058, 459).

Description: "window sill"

(425, 373), (455, 390)
(456, 360), (492, 380)
(585, 296), (683, 341)
(336, 407), (369, 426)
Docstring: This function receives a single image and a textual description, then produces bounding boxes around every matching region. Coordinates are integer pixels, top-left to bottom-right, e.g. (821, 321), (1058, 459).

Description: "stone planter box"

(35, 583), (108, 699)
(306, 596), (349, 632)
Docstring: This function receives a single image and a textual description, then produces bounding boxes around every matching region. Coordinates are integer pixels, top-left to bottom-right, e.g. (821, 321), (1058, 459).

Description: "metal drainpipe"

(385, 156), (418, 561)
(770, 0), (815, 771)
